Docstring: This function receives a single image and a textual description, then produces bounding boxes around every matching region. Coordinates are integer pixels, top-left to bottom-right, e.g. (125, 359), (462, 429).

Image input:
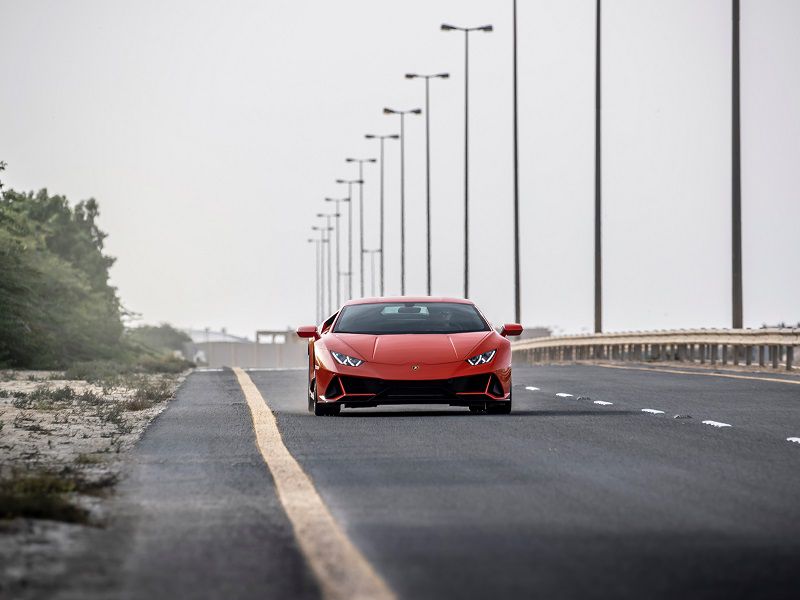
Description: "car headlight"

(466, 349), (496, 366)
(331, 351), (364, 367)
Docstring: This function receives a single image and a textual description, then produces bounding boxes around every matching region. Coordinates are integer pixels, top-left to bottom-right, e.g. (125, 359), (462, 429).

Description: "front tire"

(309, 378), (341, 416)
(314, 401), (341, 417)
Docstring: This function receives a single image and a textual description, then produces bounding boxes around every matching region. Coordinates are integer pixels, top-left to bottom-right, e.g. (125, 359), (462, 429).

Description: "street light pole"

(307, 238), (322, 322)
(345, 158), (377, 298)
(594, 0), (602, 333)
(383, 107), (421, 295)
(324, 197), (349, 307)
(731, 0), (743, 329)
(316, 213), (338, 312)
(405, 73), (449, 296)
(335, 179), (362, 300)
(364, 249), (380, 297)
(312, 223), (334, 315)
(512, 0), (522, 324)
(365, 134), (400, 297)
(441, 23), (493, 299)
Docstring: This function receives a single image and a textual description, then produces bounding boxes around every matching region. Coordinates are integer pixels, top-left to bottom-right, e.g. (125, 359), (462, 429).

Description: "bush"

(0, 471), (88, 523)
(0, 190), (123, 368)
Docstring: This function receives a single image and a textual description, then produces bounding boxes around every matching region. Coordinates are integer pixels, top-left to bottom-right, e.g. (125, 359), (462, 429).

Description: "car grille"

(330, 374), (500, 400)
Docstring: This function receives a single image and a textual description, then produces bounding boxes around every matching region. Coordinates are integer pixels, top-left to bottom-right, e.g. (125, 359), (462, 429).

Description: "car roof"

(342, 296), (474, 307)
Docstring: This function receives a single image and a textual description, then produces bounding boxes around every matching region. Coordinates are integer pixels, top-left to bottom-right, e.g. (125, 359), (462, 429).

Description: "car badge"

(411, 365), (420, 371)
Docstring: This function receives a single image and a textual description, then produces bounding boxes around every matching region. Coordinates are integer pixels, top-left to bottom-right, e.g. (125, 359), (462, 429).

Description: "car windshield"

(333, 302), (490, 335)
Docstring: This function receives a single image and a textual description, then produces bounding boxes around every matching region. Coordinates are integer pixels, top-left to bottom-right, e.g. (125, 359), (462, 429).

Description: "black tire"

(307, 378), (316, 413)
(314, 401), (341, 417)
(487, 401), (512, 415)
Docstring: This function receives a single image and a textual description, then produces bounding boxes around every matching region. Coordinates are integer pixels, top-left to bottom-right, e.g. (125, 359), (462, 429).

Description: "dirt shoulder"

(0, 368), (189, 599)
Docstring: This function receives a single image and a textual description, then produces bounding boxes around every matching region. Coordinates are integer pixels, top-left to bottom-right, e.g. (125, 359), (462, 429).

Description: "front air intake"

(324, 377), (343, 399)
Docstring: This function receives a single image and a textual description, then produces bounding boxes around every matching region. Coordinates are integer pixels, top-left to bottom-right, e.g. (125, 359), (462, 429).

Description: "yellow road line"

(595, 363), (800, 386)
(233, 368), (395, 600)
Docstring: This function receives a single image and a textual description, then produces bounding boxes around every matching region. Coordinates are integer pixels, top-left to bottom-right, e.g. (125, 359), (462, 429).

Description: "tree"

(0, 189), (124, 367)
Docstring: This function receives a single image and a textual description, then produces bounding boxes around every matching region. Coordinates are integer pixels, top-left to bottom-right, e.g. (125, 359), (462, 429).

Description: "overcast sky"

(1, 0), (798, 337)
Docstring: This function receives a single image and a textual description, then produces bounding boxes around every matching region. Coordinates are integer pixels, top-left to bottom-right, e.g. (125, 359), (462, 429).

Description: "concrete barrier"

(512, 328), (800, 371)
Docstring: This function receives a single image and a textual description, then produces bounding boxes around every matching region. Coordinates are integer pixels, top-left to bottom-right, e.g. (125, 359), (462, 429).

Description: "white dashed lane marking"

(525, 386), (539, 391)
(593, 401), (613, 406)
(642, 409), (665, 415)
(788, 438), (800, 444)
(702, 420), (732, 428)
(555, 393), (573, 398)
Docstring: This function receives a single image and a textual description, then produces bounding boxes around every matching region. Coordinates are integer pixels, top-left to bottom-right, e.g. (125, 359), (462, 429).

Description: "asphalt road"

(61, 364), (800, 599)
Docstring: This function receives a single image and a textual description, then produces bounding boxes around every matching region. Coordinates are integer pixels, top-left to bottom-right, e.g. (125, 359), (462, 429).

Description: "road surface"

(60, 364), (800, 599)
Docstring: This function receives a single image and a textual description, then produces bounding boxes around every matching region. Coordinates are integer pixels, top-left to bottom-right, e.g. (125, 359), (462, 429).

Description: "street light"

(511, 0), (522, 324)
(441, 22), (493, 299)
(324, 197), (350, 307)
(363, 249), (381, 297)
(334, 179), (362, 299)
(311, 223), (334, 315)
(345, 158), (377, 298)
(405, 73), (449, 296)
(383, 107), (422, 295)
(307, 237), (326, 323)
(365, 133), (400, 297)
(731, 0), (743, 330)
(594, 0), (602, 333)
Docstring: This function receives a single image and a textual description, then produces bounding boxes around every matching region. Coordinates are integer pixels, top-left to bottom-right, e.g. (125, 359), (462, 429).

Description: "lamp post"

(364, 249), (381, 297)
(594, 0), (602, 333)
(311, 223), (333, 315)
(441, 22), (493, 299)
(345, 158), (377, 298)
(335, 179), (362, 299)
(731, 0), (743, 329)
(324, 197), (349, 307)
(512, 0), (522, 324)
(405, 73), (449, 296)
(315, 213), (338, 312)
(383, 107), (421, 295)
(365, 133), (400, 297)
(307, 238), (323, 322)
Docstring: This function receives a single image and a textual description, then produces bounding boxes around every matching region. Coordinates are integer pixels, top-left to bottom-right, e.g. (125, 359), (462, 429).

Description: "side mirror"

(500, 323), (523, 337)
(296, 326), (320, 340)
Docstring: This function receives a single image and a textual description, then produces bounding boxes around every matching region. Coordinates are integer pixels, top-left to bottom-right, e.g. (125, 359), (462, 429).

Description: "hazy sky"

(1, 0), (798, 338)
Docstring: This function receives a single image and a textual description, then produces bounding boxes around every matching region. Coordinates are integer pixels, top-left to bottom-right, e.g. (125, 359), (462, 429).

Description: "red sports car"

(296, 297), (522, 416)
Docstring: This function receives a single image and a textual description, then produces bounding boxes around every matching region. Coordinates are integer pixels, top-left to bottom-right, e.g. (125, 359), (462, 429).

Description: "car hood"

(330, 331), (494, 365)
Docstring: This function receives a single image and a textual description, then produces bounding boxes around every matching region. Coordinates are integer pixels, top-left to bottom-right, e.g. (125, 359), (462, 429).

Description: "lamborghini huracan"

(296, 297), (523, 416)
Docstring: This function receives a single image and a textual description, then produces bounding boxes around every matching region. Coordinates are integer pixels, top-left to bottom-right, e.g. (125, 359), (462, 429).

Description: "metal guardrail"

(511, 328), (800, 371)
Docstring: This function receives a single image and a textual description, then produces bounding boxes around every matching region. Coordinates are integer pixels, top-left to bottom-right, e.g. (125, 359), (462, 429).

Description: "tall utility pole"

(594, 0), (603, 333)
(307, 238), (322, 322)
(345, 158), (377, 298)
(731, 0), (743, 329)
(324, 197), (349, 307)
(335, 179), (362, 300)
(405, 73), (449, 296)
(383, 107), (421, 295)
(441, 23), (493, 299)
(512, 0), (522, 324)
(312, 223), (333, 315)
(365, 134), (400, 297)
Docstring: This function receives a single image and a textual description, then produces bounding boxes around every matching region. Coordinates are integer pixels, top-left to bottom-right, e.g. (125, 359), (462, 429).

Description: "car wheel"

(309, 378), (341, 417)
(314, 401), (341, 417)
(487, 401), (512, 415)
(307, 378), (316, 413)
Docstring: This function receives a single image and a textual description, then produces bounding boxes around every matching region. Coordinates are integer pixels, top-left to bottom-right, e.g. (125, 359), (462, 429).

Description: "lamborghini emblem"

(411, 365), (420, 371)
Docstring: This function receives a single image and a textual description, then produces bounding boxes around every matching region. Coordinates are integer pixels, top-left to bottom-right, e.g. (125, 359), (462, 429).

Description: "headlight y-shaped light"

(331, 351), (365, 367)
(466, 349), (496, 366)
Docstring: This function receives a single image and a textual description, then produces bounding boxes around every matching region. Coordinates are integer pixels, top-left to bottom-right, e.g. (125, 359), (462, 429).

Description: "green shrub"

(0, 471), (88, 523)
